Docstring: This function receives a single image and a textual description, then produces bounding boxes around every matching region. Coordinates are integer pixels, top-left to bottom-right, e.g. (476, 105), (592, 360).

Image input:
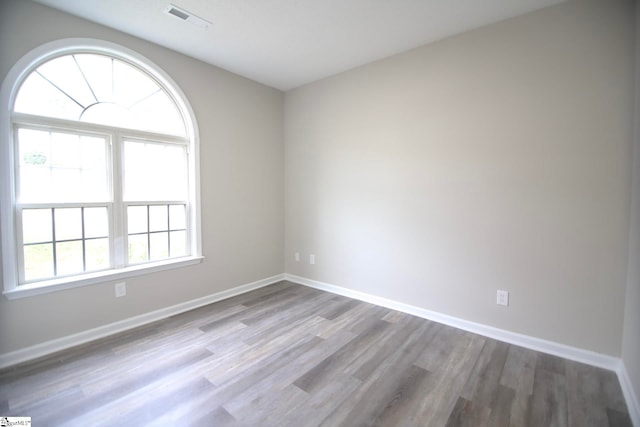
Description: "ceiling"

(33, 0), (564, 91)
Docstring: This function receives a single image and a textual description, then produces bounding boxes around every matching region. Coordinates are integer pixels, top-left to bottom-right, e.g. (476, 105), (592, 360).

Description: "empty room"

(0, 0), (639, 425)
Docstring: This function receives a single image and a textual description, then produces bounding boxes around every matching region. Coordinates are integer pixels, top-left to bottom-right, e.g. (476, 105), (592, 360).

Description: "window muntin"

(20, 206), (110, 282)
(127, 204), (188, 264)
(4, 44), (200, 292)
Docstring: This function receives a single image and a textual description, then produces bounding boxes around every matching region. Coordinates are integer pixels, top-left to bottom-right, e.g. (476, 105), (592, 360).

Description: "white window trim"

(1, 38), (203, 299)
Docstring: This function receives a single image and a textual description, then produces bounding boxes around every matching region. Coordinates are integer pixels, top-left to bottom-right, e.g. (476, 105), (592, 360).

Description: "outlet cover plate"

(497, 289), (509, 306)
(115, 282), (126, 298)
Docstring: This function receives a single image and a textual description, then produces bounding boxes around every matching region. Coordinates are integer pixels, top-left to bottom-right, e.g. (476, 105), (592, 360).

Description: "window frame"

(1, 39), (203, 300)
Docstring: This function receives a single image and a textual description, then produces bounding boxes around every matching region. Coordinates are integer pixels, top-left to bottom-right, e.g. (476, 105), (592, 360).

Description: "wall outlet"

(115, 282), (126, 298)
(309, 254), (315, 265)
(295, 252), (300, 262)
(497, 289), (509, 306)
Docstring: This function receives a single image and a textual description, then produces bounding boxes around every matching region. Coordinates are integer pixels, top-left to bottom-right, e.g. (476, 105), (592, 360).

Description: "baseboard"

(618, 362), (640, 427)
(284, 274), (620, 372)
(0, 273), (285, 369)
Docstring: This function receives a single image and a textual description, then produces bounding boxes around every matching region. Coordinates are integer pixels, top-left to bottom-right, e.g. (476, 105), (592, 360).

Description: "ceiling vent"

(165, 4), (211, 30)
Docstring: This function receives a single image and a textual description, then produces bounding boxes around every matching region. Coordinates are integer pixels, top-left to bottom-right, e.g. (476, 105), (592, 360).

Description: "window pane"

(24, 243), (54, 281)
(85, 238), (109, 271)
(81, 102), (136, 129)
(124, 141), (188, 201)
(127, 206), (148, 234)
(55, 208), (82, 241)
(36, 55), (96, 108)
(18, 128), (51, 201)
(84, 207), (109, 238)
(80, 135), (107, 167)
(18, 129), (108, 203)
(19, 167), (52, 201)
(150, 232), (168, 260)
(19, 128), (50, 167)
(14, 72), (83, 120)
(51, 132), (81, 168)
(51, 169), (84, 201)
(128, 234), (148, 264)
(149, 205), (168, 232)
(169, 204), (186, 230)
(56, 240), (83, 276)
(113, 59), (160, 109)
(130, 90), (185, 136)
(170, 230), (187, 257)
(79, 169), (108, 202)
(74, 54), (113, 103)
(22, 209), (52, 244)
(79, 135), (109, 200)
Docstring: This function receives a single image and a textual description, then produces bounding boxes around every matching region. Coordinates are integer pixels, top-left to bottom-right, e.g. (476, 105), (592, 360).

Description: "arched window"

(1, 39), (202, 298)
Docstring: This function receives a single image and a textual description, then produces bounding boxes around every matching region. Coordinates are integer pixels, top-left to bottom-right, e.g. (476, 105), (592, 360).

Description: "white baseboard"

(0, 274), (285, 369)
(618, 362), (640, 427)
(284, 274), (620, 371)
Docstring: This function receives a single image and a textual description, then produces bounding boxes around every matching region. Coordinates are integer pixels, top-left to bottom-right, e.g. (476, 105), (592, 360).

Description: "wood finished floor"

(0, 281), (632, 426)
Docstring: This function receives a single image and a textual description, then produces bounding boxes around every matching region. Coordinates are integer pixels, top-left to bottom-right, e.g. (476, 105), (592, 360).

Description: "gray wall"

(0, 0), (285, 354)
(285, 0), (636, 356)
(622, 0), (640, 412)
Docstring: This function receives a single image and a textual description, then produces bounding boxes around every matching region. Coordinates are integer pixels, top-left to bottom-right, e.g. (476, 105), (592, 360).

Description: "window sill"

(3, 256), (204, 300)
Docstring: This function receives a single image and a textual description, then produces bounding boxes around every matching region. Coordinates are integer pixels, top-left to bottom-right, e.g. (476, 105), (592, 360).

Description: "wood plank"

(412, 332), (487, 426)
(529, 368), (568, 427)
(500, 344), (537, 395)
(348, 316), (432, 381)
(372, 364), (431, 427)
(293, 318), (391, 393)
(606, 408), (633, 427)
(444, 396), (491, 427)
(486, 384), (515, 426)
(189, 406), (240, 427)
(283, 378), (362, 427)
(566, 360), (609, 427)
(317, 320), (433, 426)
(509, 391), (532, 426)
(460, 338), (510, 407)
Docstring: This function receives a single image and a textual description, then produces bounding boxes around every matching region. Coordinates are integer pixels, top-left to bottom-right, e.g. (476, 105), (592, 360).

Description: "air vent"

(165, 4), (211, 29)
(168, 7), (189, 20)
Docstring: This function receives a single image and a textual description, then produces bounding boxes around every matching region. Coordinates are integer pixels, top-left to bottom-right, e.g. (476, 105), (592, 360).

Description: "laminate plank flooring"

(0, 281), (632, 426)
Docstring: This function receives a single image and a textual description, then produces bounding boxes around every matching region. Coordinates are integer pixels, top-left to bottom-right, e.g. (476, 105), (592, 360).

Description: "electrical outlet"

(115, 282), (126, 298)
(309, 254), (315, 265)
(295, 252), (300, 262)
(497, 289), (509, 306)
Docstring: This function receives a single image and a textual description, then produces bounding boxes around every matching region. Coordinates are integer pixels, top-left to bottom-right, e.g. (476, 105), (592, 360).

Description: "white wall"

(285, 0), (635, 356)
(622, 0), (640, 414)
(0, 0), (284, 355)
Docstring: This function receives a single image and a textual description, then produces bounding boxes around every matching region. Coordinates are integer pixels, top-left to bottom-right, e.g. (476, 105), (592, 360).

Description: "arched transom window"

(15, 53), (186, 136)
(1, 41), (202, 297)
